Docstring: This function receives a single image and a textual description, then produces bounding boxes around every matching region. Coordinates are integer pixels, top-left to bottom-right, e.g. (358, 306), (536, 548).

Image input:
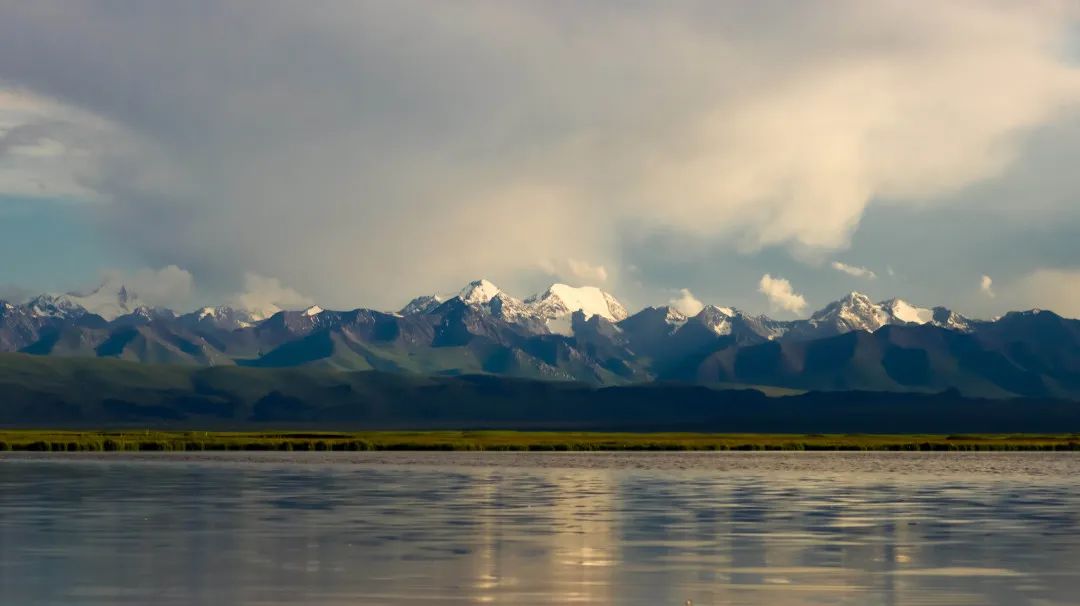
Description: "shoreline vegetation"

(0, 431), (1079, 452)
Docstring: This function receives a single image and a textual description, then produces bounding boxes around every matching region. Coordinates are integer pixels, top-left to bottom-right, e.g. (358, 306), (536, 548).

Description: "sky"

(1, 1), (1080, 318)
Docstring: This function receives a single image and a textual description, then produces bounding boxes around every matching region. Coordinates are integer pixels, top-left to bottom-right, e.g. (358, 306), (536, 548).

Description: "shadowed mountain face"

(693, 320), (1080, 398)
(0, 354), (1079, 432)
(1, 282), (1078, 398)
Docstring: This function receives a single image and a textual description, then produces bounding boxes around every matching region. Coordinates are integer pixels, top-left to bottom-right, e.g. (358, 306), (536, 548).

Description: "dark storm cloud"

(0, 1), (1078, 313)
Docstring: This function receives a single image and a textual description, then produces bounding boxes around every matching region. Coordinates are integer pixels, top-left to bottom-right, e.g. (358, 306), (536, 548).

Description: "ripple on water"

(1, 452), (1079, 605)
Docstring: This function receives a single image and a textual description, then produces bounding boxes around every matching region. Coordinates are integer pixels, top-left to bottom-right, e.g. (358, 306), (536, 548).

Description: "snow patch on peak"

(703, 304), (735, 318)
(28, 294), (89, 319)
(303, 305), (324, 317)
(808, 292), (889, 334)
(458, 279), (501, 305)
(932, 307), (973, 332)
(838, 291), (873, 305)
(133, 305), (160, 318)
(883, 298), (933, 324)
(186, 305), (259, 329)
(601, 292), (629, 322)
(245, 307), (277, 322)
(695, 305), (737, 336)
(198, 306), (218, 319)
(797, 293), (973, 338)
(30, 280), (142, 321)
(544, 315), (574, 336)
(528, 284), (628, 322)
(664, 306), (688, 327)
(399, 295), (445, 315)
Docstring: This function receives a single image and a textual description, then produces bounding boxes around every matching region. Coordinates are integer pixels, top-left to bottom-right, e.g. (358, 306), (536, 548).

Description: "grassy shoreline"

(1, 430), (1079, 452)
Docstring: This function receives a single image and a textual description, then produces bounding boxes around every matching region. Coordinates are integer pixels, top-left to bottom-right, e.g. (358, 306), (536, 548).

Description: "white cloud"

(97, 265), (194, 308)
(758, 274), (808, 315)
(568, 259), (608, 283)
(1016, 269), (1080, 317)
(539, 258), (609, 284)
(831, 261), (877, 280)
(0, 3), (1078, 307)
(228, 273), (314, 318)
(0, 89), (121, 200)
(668, 288), (704, 316)
(980, 275), (996, 298)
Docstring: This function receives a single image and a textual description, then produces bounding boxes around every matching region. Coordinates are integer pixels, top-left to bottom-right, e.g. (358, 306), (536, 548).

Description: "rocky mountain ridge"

(2, 278), (1076, 399)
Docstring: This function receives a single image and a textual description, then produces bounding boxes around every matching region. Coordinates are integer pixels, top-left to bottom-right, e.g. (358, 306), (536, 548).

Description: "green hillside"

(1, 353), (1079, 433)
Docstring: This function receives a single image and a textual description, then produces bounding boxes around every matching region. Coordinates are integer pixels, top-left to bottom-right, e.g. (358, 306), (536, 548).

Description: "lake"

(1, 452), (1078, 605)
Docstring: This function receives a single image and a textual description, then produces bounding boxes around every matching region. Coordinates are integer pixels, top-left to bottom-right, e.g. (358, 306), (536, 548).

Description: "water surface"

(1, 452), (1078, 605)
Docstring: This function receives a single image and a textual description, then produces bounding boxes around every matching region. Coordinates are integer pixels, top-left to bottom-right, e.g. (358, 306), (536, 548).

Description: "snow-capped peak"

(29, 279), (142, 321)
(525, 284), (628, 336)
(132, 305), (167, 319)
(881, 298), (933, 325)
(399, 295), (445, 315)
(931, 306), (973, 332)
(28, 293), (89, 320)
(458, 279), (502, 305)
(188, 305), (259, 329)
(527, 284), (628, 322)
(695, 304), (737, 336)
(796, 293), (975, 338)
(663, 306), (688, 327)
(838, 291), (873, 306)
(303, 305), (324, 317)
(808, 292), (889, 333)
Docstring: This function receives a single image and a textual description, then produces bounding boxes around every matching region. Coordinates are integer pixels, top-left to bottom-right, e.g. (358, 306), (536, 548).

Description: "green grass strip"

(0, 430), (1079, 452)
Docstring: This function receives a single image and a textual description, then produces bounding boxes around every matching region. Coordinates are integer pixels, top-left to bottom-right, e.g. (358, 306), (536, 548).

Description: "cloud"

(228, 273), (314, 318)
(980, 275), (996, 298)
(831, 261), (877, 280)
(758, 274), (808, 315)
(0, 89), (116, 200)
(668, 288), (704, 316)
(567, 259), (608, 283)
(540, 258), (609, 284)
(0, 2), (1078, 307)
(1016, 268), (1080, 317)
(0, 121), (56, 157)
(91, 265), (194, 308)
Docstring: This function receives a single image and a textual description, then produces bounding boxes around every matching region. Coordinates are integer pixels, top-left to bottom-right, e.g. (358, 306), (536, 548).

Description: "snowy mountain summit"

(27, 280), (142, 321)
(458, 279), (502, 306)
(526, 283), (628, 335)
(399, 295), (445, 316)
(1, 273), (1065, 395)
(5, 276), (984, 344)
(805, 292), (892, 335)
(187, 306), (260, 330)
(882, 298), (934, 325)
(392, 281), (977, 340)
(399, 279), (629, 336)
(787, 292), (972, 340)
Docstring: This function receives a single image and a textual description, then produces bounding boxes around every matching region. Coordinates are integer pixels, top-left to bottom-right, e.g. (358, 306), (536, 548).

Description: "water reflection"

(0, 453), (1078, 605)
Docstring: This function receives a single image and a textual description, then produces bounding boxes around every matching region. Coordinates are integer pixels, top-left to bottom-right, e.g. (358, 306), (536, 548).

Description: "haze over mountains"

(1, 278), (1078, 399)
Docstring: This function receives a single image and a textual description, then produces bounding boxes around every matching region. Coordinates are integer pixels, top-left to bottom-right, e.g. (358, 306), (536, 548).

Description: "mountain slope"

(0, 281), (1077, 397)
(695, 315), (1080, 398)
(1, 354), (1079, 432)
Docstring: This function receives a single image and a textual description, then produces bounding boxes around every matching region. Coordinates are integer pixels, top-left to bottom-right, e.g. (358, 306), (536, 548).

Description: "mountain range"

(1, 278), (1078, 399)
